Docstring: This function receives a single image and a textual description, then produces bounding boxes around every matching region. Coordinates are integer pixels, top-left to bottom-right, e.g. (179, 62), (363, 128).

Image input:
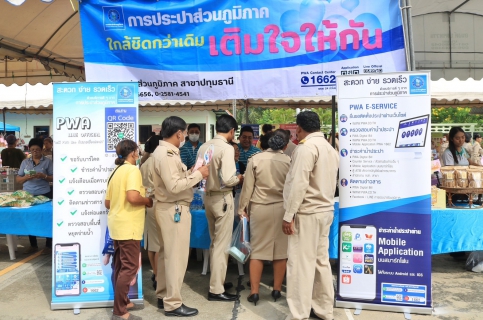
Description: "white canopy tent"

(0, 0), (481, 87)
(1, 80), (482, 113)
(412, 0), (483, 80)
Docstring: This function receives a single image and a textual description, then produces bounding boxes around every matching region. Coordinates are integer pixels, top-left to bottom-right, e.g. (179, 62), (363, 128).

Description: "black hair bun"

(268, 135), (285, 151)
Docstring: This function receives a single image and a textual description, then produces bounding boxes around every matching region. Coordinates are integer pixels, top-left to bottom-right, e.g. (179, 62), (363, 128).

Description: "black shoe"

(165, 304), (198, 317)
(247, 293), (259, 306)
(223, 282), (233, 290)
(207, 292), (238, 302)
(157, 298), (164, 309)
(310, 309), (322, 319)
(271, 290), (282, 302)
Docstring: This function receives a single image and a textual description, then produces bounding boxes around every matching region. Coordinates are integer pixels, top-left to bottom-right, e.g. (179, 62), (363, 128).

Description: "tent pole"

(406, 0), (416, 71)
(401, 0), (411, 71)
(244, 100), (249, 123)
(331, 95), (336, 148)
(2, 108), (5, 136)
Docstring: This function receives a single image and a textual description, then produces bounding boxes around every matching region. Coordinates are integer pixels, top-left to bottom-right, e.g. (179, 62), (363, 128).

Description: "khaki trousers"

(155, 202), (191, 311)
(286, 212), (334, 320)
(205, 192), (234, 294)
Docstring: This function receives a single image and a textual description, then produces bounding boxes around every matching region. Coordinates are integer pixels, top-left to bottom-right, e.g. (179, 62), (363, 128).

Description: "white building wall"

(5, 109), (217, 145)
(139, 110), (216, 142)
(3, 112), (52, 143)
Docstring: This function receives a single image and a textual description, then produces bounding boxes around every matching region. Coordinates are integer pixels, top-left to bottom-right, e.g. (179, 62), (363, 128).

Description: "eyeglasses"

(30, 149), (42, 153)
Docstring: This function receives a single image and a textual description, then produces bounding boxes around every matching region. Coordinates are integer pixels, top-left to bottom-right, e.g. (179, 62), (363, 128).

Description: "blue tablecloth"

(431, 208), (483, 254)
(189, 203), (483, 258)
(0, 202), (53, 237)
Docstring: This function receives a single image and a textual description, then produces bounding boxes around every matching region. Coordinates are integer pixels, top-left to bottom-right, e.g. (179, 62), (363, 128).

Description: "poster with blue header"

(79, 0), (407, 100)
(52, 83), (142, 310)
(336, 71), (432, 314)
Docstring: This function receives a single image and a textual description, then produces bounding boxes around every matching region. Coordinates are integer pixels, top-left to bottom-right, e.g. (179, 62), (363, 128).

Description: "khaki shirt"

(238, 149), (290, 214)
(283, 132), (339, 222)
(140, 155), (154, 188)
(152, 141), (203, 203)
(197, 135), (239, 192)
(284, 141), (297, 158)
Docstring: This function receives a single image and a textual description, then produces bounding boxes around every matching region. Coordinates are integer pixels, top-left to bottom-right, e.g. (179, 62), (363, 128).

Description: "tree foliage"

(237, 107), (335, 128)
(431, 107), (483, 125)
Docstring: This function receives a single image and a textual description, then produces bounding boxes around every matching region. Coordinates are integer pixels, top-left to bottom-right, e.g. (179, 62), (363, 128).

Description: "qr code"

(395, 294), (403, 301)
(107, 122), (135, 151)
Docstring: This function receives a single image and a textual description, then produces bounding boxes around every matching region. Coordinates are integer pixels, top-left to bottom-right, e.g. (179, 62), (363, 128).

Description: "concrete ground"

(0, 235), (481, 320)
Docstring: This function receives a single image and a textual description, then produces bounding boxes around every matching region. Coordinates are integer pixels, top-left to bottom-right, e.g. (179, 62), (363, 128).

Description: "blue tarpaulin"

(0, 122), (20, 132)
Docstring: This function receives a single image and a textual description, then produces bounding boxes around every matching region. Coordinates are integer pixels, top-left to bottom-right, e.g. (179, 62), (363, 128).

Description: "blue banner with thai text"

(80, 0), (407, 100)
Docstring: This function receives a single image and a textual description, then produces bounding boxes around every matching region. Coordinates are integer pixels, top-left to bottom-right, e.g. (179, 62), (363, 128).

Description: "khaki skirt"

(144, 205), (160, 253)
(249, 202), (288, 260)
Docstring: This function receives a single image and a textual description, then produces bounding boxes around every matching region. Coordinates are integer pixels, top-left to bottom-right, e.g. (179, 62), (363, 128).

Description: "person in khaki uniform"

(140, 136), (162, 291)
(152, 116), (209, 317)
(197, 115), (243, 302)
(238, 130), (291, 306)
(283, 111), (339, 320)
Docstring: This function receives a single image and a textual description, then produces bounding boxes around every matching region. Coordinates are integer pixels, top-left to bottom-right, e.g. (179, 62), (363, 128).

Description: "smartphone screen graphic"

(339, 225), (377, 301)
(55, 243), (81, 297)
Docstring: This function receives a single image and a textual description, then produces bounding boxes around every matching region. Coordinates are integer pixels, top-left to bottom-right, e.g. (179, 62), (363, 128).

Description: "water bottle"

(191, 189), (200, 211)
(190, 189), (197, 211)
(196, 189), (203, 210)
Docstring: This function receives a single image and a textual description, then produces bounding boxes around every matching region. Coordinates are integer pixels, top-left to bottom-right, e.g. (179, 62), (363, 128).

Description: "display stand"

(440, 187), (483, 208)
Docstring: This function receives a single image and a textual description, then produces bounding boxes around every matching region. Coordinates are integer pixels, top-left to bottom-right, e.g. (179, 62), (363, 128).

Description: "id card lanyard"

(174, 203), (181, 223)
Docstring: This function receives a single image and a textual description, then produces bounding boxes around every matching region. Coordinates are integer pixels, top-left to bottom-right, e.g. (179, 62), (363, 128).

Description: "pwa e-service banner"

(52, 83), (141, 309)
(336, 72), (432, 314)
(79, 0), (406, 100)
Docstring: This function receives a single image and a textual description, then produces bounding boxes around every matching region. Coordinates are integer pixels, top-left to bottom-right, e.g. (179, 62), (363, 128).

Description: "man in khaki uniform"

(281, 129), (297, 158)
(283, 111), (339, 320)
(197, 115), (243, 301)
(152, 116), (209, 317)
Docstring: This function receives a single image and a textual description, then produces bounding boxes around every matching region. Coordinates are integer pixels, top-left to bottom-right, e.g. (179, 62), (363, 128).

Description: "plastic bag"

(227, 217), (251, 264)
(465, 251), (483, 272)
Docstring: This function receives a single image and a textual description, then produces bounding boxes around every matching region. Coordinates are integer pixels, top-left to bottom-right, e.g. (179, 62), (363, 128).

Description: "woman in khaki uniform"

(471, 133), (483, 164)
(140, 135), (162, 290)
(238, 130), (291, 306)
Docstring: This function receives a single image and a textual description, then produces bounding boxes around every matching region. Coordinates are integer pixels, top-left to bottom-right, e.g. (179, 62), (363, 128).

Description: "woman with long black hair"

(442, 127), (480, 166)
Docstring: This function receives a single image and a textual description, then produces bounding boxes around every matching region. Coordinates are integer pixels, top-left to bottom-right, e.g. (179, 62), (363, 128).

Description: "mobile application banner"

(52, 83), (142, 309)
(336, 72), (432, 314)
(79, 0), (406, 100)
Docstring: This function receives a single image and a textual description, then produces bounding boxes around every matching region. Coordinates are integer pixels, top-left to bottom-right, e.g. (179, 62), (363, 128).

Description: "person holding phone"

(105, 139), (153, 320)
(197, 115), (243, 302)
(17, 138), (53, 254)
(152, 116), (209, 317)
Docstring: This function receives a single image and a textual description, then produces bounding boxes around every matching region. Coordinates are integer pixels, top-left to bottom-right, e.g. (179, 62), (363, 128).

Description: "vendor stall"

(0, 202), (52, 260)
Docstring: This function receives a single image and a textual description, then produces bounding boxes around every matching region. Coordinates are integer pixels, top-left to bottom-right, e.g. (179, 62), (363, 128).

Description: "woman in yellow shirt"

(105, 139), (153, 320)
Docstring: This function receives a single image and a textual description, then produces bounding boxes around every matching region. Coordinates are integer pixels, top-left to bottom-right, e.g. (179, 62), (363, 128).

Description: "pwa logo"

(119, 87), (132, 99)
(103, 6), (125, 31)
(56, 117), (91, 130)
(409, 75), (428, 95)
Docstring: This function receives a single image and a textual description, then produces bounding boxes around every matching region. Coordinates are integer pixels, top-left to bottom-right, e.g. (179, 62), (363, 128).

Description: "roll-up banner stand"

(52, 83), (142, 310)
(336, 71), (432, 314)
